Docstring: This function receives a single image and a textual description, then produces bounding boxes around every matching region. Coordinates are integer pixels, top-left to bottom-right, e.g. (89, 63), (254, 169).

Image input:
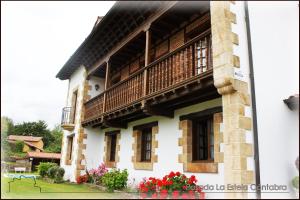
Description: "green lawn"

(1, 176), (137, 199)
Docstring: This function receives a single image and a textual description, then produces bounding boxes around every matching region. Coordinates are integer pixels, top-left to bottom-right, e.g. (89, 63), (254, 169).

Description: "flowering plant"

(76, 174), (88, 184)
(138, 171), (205, 199)
(88, 163), (108, 184)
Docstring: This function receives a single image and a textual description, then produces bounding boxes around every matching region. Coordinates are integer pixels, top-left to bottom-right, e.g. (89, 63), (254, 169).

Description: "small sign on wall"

(234, 68), (246, 82)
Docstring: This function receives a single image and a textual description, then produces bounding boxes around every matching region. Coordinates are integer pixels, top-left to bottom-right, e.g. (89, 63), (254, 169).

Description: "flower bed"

(138, 171), (205, 199)
(76, 163), (128, 193)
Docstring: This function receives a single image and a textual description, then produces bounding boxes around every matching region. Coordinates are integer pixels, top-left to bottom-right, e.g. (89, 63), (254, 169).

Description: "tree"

(44, 125), (63, 153)
(1, 116), (14, 138)
(14, 140), (25, 152)
(12, 120), (54, 147)
(1, 116), (14, 160)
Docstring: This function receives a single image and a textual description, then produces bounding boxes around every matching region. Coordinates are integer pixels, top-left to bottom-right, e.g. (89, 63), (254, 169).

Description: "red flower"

(188, 175), (197, 184)
(176, 171), (181, 176)
(182, 175), (187, 180)
(163, 175), (168, 181)
(142, 187), (148, 193)
(151, 193), (158, 199)
(196, 186), (202, 193)
(182, 185), (187, 190)
(161, 189), (168, 193)
(162, 180), (167, 186)
(160, 189), (168, 199)
(168, 180), (173, 185)
(172, 190), (180, 199)
(188, 190), (195, 199)
(169, 171), (175, 178)
(181, 193), (190, 199)
(157, 180), (162, 187)
(140, 192), (147, 199)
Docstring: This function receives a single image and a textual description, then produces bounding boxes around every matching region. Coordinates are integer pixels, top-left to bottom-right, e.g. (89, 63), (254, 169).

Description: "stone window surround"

(178, 107), (223, 173)
(132, 122), (158, 170)
(103, 130), (121, 168)
(65, 133), (75, 165)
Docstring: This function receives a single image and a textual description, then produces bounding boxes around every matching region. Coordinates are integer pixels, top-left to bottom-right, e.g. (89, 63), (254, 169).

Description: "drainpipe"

(244, 1), (261, 199)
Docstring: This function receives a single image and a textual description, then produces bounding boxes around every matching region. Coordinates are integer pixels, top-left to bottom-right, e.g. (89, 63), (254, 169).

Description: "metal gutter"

(244, 1), (261, 199)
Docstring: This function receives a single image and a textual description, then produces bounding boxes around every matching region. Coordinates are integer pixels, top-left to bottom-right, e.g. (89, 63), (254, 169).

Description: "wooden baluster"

(165, 59), (168, 88)
(134, 77), (136, 100)
(157, 64), (159, 91)
(123, 82), (126, 105)
(173, 55), (176, 84)
(188, 46), (190, 78)
(162, 61), (164, 89)
(200, 39), (203, 74)
(178, 52), (181, 83)
(152, 68), (155, 94)
(159, 62), (162, 90)
(148, 68), (151, 94)
(119, 85), (122, 107)
(130, 79), (132, 102)
(164, 60), (166, 88)
(140, 73), (143, 97)
(184, 48), (188, 80)
(195, 42), (198, 76)
(182, 50), (185, 81)
(174, 54), (177, 83)
(161, 61), (164, 89)
(177, 53), (180, 82)
(169, 58), (171, 87)
(112, 90), (114, 110)
(114, 89), (116, 109)
(181, 51), (183, 82)
(205, 37), (208, 71)
(165, 60), (168, 88)
(128, 81), (131, 104)
(154, 65), (157, 92)
(172, 55), (175, 85)
(190, 45), (193, 77)
(127, 80), (130, 104)
(159, 63), (161, 91)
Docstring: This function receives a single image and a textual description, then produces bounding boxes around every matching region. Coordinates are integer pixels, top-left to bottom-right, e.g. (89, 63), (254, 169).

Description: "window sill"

(186, 162), (218, 173)
(104, 161), (116, 168)
(65, 160), (72, 165)
(134, 162), (153, 170)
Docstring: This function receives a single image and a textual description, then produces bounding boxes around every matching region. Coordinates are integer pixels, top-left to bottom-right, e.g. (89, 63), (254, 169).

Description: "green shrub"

(102, 169), (128, 192)
(48, 166), (58, 179)
(54, 167), (65, 183)
(15, 140), (24, 152)
(38, 162), (57, 177)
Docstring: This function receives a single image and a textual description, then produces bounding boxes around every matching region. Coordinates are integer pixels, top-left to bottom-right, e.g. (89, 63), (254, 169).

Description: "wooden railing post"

(142, 26), (151, 107)
(103, 59), (110, 114)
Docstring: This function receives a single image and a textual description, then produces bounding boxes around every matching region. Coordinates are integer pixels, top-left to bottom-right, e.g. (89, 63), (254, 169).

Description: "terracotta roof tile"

(8, 135), (42, 142)
(26, 152), (61, 160)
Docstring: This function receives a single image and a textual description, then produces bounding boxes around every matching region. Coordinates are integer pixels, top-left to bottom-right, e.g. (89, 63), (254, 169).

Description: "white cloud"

(1, 1), (115, 128)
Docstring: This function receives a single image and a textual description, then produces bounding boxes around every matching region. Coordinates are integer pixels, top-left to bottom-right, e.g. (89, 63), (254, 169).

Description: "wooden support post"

(103, 60), (110, 113)
(142, 27), (151, 107)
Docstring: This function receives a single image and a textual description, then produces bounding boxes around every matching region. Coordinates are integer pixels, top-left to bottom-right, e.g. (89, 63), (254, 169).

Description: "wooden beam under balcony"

(142, 105), (174, 118)
(102, 119), (127, 129)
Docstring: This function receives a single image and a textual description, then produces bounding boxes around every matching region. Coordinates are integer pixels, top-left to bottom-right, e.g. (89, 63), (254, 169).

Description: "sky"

(1, 1), (115, 129)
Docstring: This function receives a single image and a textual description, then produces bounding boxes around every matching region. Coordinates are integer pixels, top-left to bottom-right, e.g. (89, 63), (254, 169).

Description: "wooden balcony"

(82, 30), (219, 128)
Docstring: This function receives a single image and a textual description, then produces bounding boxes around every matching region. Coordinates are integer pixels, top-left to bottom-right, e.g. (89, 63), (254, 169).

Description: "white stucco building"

(56, 1), (299, 199)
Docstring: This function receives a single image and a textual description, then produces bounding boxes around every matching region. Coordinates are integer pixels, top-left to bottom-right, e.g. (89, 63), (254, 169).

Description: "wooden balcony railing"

(105, 70), (144, 113)
(146, 30), (212, 96)
(83, 29), (212, 123)
(84, 93), (104, 121)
